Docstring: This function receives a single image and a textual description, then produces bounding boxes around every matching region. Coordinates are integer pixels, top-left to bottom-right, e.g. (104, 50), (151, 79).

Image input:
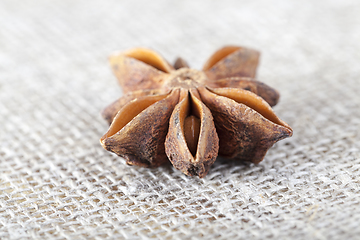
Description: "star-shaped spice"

(100, 46), (293, 178)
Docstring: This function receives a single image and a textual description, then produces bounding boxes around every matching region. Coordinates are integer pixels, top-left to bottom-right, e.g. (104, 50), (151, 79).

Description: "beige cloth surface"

(1, 0), (360, 239)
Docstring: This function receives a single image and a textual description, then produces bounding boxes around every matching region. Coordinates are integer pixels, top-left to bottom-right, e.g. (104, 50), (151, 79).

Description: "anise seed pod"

(100, 46), (293, 177)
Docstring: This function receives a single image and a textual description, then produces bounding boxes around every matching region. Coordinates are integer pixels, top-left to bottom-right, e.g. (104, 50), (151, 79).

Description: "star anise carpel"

(100, 46), (293, 178)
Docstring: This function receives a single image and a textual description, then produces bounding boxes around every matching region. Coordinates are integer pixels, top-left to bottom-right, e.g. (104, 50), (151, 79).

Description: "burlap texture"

(1, 0), (360, 239)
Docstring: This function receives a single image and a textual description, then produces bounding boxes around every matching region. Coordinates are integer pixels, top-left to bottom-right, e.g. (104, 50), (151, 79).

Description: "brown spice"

(100, 46), (293, 178)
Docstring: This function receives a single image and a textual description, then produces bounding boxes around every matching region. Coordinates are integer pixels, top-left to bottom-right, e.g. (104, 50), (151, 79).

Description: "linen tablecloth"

(1, 0), (360, 239)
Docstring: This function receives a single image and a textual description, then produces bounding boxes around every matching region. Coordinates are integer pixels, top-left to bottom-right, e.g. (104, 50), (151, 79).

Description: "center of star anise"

(165, 68), (208, 89)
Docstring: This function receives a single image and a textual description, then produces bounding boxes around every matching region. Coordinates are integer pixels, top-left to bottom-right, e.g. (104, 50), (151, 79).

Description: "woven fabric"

(1, 0), (360, 239)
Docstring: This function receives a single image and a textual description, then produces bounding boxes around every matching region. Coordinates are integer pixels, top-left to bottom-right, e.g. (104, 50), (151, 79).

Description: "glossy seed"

(184, 115), (201, 156)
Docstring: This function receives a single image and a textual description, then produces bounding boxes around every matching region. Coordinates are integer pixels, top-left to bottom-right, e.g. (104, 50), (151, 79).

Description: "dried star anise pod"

(100, 46), (293, 178)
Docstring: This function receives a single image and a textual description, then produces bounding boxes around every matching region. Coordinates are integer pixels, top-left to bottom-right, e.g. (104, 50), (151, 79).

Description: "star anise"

(100, 46), (293, 178)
